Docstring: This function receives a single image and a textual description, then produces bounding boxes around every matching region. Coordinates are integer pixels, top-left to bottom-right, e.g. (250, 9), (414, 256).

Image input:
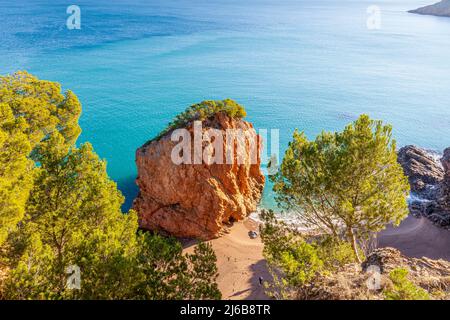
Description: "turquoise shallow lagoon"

(1, 0), (449, 210)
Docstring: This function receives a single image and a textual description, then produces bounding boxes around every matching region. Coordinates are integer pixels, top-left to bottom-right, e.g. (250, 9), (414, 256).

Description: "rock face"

(409, 0), (450, 17)
(133, 112), (265, 240)
(362, 247), (450, 276)
(441, 147), (450, 173)
(397, 145), (450, 227)
(436, 148), (450, 220)
(397, 145), (444, 198)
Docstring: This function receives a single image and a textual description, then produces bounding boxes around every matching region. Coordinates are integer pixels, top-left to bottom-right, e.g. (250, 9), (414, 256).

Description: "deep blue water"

(1, 0), (449, 210)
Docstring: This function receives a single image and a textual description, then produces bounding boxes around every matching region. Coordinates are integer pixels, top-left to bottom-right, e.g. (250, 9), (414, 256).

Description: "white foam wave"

(249, 208), (313, 232)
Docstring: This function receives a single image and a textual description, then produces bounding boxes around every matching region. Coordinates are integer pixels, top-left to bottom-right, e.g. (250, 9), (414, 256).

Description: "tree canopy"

(270, 115), (410, 262)
(0, 72), (220, 300)
(0, 71), (81, 246)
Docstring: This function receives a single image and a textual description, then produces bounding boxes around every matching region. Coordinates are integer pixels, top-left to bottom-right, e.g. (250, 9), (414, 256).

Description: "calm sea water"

(1, 0), (449, 210)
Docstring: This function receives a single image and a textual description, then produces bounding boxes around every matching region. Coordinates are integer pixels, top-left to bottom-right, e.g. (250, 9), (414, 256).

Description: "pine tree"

(271, 115), (410, 262)
(3, 133), (139, 299)
(0, 71), (81, 245)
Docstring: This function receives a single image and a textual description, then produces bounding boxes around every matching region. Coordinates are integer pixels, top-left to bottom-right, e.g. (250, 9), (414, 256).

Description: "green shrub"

(315, 236), (358, 271)
(384, 268), (431, 300)
(150, 99), (246, 142)
(259, 210), (358, 299)
(279, 241), (323, 287)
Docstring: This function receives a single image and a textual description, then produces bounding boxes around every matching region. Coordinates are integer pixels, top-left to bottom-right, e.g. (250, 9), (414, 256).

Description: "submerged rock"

(133, 100), (265, 240)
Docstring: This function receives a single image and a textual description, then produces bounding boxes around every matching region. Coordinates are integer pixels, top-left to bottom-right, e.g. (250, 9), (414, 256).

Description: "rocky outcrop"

(397, 145), (450, 227)
(362, 248), (450, 296)
(306, 248), (450, 300)
(397, 145), (444, 198)
(441, 148), (450, 172)
(362, 247), (450, 277)
(409, 0), (450, 17)
(133, 110), (265, 240)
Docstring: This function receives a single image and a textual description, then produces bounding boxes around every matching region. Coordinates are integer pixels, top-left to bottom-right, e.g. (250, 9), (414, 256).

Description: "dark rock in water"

(397, 145), (450, 228)
(397, 145), (444, 198)
(409, 0), (450, 17)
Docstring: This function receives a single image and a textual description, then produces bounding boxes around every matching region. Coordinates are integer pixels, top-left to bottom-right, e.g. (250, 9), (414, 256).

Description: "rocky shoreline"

(397, 145), (450, 228)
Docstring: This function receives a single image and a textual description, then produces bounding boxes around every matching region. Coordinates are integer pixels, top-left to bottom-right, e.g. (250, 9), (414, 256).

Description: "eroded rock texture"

(133, 112), (265, 239)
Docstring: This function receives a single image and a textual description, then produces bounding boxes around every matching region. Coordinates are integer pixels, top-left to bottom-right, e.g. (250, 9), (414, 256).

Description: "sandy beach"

(184, 214), (450, 300)
(185, 219), (270, 300)
(378, 215), (450, 261)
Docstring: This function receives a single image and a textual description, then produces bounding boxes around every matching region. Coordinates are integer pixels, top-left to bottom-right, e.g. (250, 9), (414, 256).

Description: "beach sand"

(184, 214), (449, 301)
(184, 219), (270, 300)
(377, 215), (450, 261)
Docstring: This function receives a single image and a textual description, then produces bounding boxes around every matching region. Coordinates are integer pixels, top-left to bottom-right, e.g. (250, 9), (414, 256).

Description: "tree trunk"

(348, 228), (362, 263)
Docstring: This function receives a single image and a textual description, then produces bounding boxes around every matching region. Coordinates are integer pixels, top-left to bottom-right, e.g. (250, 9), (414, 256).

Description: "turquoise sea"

(1, 0), (449, 210)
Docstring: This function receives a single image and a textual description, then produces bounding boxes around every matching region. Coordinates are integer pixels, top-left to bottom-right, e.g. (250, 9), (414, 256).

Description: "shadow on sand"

(235, 259), (272, 300)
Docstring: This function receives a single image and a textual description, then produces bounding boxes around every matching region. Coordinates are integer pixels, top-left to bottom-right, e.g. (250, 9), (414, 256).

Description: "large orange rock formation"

(133, 111), (265, 239)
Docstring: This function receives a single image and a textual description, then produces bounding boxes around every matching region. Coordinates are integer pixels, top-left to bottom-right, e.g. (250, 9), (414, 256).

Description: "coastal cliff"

(133, 100), (265, 240)
(409, 0), (450, 17)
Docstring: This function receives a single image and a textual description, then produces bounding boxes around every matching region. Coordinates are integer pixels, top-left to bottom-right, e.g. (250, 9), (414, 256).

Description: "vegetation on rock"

(383, 268), (430, 300)
(135, 99), (263, 240)
(150, 99), (246, 142)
